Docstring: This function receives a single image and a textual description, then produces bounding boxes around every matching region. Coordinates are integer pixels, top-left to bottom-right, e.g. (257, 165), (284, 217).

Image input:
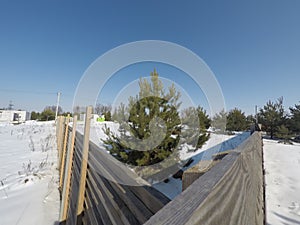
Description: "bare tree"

(94, 103), (112, 115)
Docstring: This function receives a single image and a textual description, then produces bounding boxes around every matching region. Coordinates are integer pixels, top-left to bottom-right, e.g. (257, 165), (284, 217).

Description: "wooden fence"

(56, 106), (265, 225)
(56, 107), (170, 225)
(145, 132), (264, 225)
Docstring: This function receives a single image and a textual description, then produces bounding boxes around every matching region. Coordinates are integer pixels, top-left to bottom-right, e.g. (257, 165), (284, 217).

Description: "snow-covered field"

(76, 121), (119, 148)
(264, 138), (300, 225)
(2, 119), (300, 225)
(0, 121), (60, 225)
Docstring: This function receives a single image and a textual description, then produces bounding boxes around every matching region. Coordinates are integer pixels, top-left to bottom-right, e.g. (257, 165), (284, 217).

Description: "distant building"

(0, 110), (31, 123)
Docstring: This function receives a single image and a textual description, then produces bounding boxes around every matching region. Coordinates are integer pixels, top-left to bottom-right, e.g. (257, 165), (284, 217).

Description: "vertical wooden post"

(56, 116), (60, 140)
(59, 114), (70, 190)
(56, 116), (61, 153)
(76, 106), (92, 218)
(60, 115), (78, 222)
(57, 116), (65, 169)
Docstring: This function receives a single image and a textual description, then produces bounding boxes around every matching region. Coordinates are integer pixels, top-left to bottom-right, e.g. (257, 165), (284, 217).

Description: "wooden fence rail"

(145, 132), (264, 225)
(56, 107), (264, 225)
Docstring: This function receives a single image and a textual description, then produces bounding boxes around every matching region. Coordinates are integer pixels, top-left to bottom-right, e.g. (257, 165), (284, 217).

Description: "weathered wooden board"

(59, 118), (170, 225)
(145, 132), (264, 225)
(58, 115), (264, 225)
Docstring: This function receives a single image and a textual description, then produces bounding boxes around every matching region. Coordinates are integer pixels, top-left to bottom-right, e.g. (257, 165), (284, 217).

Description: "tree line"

(102, 70), (299, 166)
(30, 106), (71, 121)
(30, 70), (299, 167)
(258, 97), (300, 142)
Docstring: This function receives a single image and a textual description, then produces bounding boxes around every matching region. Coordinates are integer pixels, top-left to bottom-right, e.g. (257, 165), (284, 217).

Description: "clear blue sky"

(0, 0), (299, 115)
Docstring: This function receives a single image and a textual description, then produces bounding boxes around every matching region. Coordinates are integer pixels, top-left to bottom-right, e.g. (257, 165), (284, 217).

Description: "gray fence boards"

(57, 114), (264, 225)
(58, 121), (170, 225)
(145, 132), (264, 225)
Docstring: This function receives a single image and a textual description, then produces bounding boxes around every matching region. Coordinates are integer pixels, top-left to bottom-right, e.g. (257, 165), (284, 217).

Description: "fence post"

(57, 116), (65, 169)
(59, 114), (70, 190)
(76, 106), (92, 219)
(56, 116), (61, 153)
(60, 115), (78, 222)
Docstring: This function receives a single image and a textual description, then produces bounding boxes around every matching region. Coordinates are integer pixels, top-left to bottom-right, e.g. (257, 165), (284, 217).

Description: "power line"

(0, 88), (57, 95)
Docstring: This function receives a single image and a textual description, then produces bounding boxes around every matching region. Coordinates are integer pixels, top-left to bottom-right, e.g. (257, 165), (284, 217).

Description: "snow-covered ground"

(0, 121), (60, 225)
(76, 120), (119, 148)
(264, 138), (300, 225)
(2, 119), (300, 225)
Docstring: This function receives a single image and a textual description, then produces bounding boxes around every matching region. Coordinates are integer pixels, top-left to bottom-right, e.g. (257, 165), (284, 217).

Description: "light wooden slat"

(57, 116), (65, 169)
(76, 106), (93, 220)
(59, 115), (70, 189)
(60, 115), (78, 221)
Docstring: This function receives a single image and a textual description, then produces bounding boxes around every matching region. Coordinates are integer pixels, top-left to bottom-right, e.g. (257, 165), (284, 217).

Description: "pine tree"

(40, 109), (55, 121)
(180, 106), (211, 150)
(30, 111), (40, 120)
(112, 103), (128, 122)
(275, 125), (292, 144)
(104, 111), (112, 121)
(258, 97), (286, 139)
(211, 109), (227, 133)
(197, 106), (211, 130)
(103, 70), (182, 166)
(226, 108), (247, 131)
(94, 103), (112, 121)
(289, 103), (300, 135)
(246, 114), (256, 130)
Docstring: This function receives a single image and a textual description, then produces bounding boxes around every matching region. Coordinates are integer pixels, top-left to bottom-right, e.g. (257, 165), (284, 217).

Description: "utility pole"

(255, 105), (258, 124)
(55, 92), (61, 121)
(8, 100), (14, 110)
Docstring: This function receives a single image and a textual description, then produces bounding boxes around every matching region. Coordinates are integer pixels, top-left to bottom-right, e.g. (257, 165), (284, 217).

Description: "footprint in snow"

(273, 178), (281, 185)
(289, 202), (300, 216)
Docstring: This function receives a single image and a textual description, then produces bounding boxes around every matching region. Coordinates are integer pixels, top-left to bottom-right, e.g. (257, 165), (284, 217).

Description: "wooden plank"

(60, 115), (78, 222)
(66, 129), (83, 225)
(129, 185), (170, 213)
(83, 187), (100, 225)
(145, 132), (264, 225)
(86, 171), (113, 225)
(87, 151), (169, 224)
(100, 176), (153, 224)
(88, 151), (127, 190)
(185, 134), (264, 225)
(88, 168), (132, 225)
(76, 106), (93, 221)
(146, 153), (239, 225)
(182, 160), (219, 191)
(57, 116), (65, 168)
(88, 141), (148, 186)
(59, 114), (70, 189)
(67, 169), (79, 225)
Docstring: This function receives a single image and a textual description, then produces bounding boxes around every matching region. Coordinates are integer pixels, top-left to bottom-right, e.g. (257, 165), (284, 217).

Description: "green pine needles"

(102, 70), (210, 166)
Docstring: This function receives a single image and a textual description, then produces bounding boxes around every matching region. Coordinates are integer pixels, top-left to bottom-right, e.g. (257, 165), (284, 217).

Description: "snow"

(4, 119), (299, 225)
(264, 138), (300, 225)
(76, 121), (120, 147)
(179, 132), (250, 160)
(0, 121), (60, 225)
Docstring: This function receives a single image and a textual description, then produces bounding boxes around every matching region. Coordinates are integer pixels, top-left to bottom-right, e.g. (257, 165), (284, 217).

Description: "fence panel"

(145, 132), (264, 225)
(57, 111), (264, 225)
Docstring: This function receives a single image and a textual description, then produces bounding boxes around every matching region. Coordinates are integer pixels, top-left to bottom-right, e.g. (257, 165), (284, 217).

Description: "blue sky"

(0, 1), (299, 115)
